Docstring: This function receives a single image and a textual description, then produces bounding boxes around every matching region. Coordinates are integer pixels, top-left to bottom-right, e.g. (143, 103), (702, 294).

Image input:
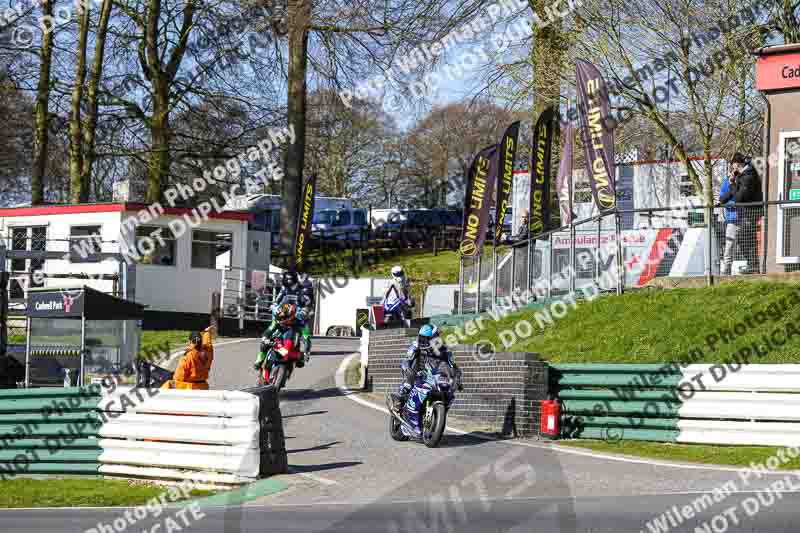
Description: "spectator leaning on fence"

(719, 152), (763, 275)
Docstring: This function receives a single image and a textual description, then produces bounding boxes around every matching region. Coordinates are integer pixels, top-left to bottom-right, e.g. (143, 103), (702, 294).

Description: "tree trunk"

(530, 1), (563, 228)
(69, 0), (91, 203)
(282, 0), (310, 262)
(148, 83), (171, 203)
(81, 0), (113, 195)
(31, 0), (55, 205)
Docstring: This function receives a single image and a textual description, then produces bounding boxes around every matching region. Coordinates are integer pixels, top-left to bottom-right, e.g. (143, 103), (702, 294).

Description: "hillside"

(455, 282), (800, 363)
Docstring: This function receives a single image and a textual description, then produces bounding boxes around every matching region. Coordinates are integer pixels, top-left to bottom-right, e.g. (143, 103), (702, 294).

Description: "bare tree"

(574, 0), (768, 205)
(31, 0), (55, 204)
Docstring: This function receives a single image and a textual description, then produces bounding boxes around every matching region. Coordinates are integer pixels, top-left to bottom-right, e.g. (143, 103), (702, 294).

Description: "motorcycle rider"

(254, 303), (303, 371)
(393, 324), (463, 412)
(273, 269), (313, 363)
(382, 265), (413, 323)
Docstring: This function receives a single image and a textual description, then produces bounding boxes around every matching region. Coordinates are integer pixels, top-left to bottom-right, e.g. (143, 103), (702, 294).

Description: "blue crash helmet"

(417, 324), (438, 348)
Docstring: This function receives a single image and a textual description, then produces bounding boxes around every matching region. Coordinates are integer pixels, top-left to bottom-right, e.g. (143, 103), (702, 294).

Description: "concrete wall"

(366, 328), (548, 437)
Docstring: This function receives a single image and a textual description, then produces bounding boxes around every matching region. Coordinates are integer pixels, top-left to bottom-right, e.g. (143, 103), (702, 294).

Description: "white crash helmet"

(391, 265), (405, 281)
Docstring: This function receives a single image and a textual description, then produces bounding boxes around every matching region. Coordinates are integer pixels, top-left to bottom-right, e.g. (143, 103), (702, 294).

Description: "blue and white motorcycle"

(383, 295), (411, 328)
(386, 358), (456, 448)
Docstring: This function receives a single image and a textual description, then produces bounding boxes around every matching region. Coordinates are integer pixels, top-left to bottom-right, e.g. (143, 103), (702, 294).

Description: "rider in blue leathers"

(393, 325), (463, 411)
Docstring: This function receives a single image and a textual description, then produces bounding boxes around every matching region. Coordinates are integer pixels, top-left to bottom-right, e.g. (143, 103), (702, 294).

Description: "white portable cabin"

(0, 202), (256, 324)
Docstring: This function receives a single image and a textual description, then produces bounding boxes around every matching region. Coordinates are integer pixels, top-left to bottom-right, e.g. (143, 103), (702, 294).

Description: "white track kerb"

(334, 354), (800, 475)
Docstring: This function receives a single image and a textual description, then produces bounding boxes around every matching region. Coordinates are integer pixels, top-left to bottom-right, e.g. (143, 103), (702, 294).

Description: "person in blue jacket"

(720, 153), (762, 275)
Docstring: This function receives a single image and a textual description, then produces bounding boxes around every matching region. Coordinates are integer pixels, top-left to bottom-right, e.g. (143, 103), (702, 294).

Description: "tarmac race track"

(2, 337), (800, 533)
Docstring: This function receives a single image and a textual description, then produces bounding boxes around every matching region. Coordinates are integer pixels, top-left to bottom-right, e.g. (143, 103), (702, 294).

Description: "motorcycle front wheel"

(269, 364), (288, 391)
(422, 403), (446, 448)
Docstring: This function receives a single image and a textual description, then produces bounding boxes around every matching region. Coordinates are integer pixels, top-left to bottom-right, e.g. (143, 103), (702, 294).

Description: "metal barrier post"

(492, 247), (498, 309)
(596, 218), (601, 289)
(0, 243), (7, 359)
(569, 224), (576, 295)
(527, 238), (533, 296)
(615, 209), (624, 295)
(239, 268), (245, 332)
(761, 199), (768, 275)
(476, 254), (482, 314)
(547, 234), (553, 299)
(24, 315), (30, 388)
(458, 256), (464, 315)
(705, 202), (714, 286)
(510, 246), (517, 300)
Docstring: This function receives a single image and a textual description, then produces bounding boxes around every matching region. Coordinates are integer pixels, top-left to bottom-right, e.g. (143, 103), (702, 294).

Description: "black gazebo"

(24, 286), (145, 387)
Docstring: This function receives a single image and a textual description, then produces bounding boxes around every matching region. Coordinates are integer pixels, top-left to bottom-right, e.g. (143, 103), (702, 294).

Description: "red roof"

(0, 202), (252, 221)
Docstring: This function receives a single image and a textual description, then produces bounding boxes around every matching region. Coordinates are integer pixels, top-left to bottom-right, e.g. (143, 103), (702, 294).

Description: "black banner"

(530, 108), (555, 236)
(576, 59), (616, 211)
(294, 174), (316, 271)
(495, 121), (520, 243)
(460, 145), (498, 257)
(28, 291), (85, 318)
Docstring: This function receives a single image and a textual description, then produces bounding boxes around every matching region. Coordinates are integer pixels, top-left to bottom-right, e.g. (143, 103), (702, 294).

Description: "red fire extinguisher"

(540, 399), (560, 439)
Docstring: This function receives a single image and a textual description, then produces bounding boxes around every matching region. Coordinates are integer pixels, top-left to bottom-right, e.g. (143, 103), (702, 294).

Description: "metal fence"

(458, 200), (782, 313)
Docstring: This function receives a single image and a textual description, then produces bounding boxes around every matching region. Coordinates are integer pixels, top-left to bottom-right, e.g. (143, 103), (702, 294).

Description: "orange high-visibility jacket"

(162, 331), (214, 390)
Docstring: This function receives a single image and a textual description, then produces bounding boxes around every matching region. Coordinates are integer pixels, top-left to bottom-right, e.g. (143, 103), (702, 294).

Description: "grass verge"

(453, 281), (800, 363)
(558, 439), (800, 469)
(138, 330), (192, 361)
(0, 478), (214, 508)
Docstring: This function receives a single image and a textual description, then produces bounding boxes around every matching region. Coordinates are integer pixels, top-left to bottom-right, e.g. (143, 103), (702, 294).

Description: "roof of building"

(0, 202), (252, 221)
(753, 43), (800, 56)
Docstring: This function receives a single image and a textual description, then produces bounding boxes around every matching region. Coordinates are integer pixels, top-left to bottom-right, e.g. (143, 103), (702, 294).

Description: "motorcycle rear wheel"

(422, 403), (446, 448)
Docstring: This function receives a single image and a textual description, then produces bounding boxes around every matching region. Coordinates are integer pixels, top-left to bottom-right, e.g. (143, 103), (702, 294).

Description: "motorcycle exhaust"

(385, 395), (419, 436)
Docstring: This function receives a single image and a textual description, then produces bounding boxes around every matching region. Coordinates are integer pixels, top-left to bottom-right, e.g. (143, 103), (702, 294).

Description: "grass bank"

(559, 439), (800, 469)
(454, 281), (800, 363)
(0, 478), (213, 508)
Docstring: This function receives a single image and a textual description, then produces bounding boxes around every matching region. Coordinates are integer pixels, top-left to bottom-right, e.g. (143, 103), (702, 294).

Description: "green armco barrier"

(558, 390), (680, 401)
(554, 363), (687, 443)
(0, 388), (104, 478)
(0, 438), (100, 449)
(561, 399), (681, 417)
(0, 412), (102, 424)
(562, 416), (680, 430)
(562, 426), (680, 442)
(0, 422), (100, 439)
(0, 449), (101, 463)
(551, 364), (682, 373)
(0, 387), (102, 399)
(1, 463), (100, 475)
(554, 374), (682, 388)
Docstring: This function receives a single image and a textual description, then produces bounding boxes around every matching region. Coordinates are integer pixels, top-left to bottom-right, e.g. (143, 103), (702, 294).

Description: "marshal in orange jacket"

(162, 329), (215, 390)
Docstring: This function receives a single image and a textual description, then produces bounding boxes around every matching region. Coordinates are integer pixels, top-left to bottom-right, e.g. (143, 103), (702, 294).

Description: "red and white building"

(0, 202), (266, 328)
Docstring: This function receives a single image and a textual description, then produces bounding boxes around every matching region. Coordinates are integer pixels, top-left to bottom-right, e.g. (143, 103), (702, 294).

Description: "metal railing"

(220, 267), (278, 330)
(458, 199), (792, 313)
